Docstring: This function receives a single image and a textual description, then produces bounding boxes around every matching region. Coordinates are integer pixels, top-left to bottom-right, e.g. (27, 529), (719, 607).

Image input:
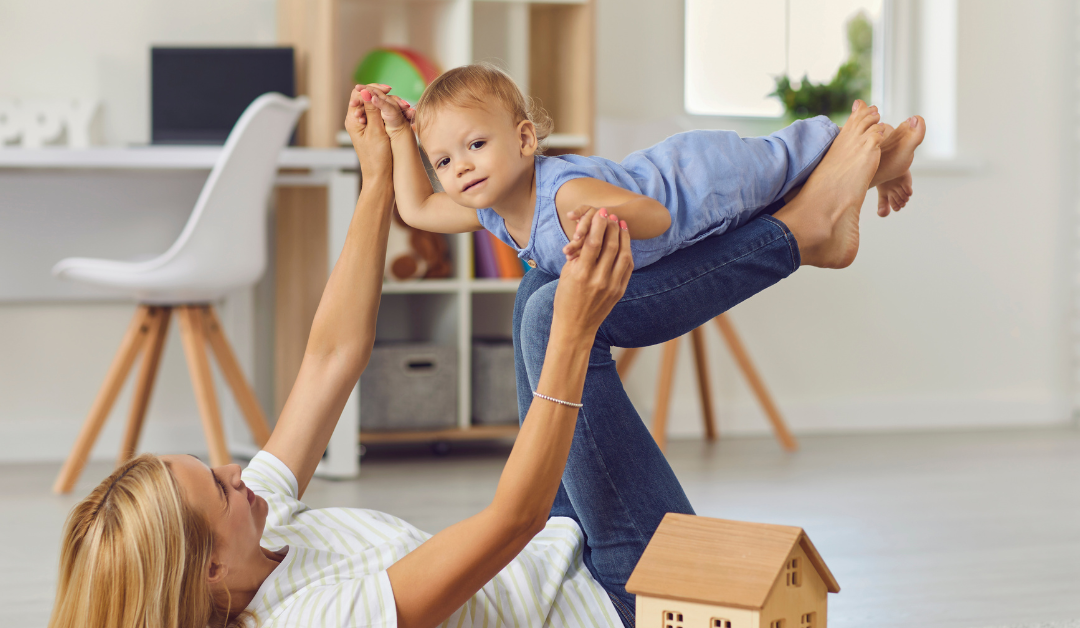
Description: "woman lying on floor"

(49, 84), (886, 628)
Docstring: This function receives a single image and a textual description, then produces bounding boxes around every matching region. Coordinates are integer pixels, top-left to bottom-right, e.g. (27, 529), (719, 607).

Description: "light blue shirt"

(476, 116), (839, 275)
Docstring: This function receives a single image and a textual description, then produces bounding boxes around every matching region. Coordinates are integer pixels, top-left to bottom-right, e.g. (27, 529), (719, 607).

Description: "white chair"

(51, 93), (309, 493)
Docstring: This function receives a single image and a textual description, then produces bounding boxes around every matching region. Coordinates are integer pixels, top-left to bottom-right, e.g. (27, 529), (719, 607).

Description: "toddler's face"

(420, 103), (534, 209)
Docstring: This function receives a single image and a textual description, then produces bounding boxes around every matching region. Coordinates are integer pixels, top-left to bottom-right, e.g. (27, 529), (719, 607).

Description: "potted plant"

(769, 12), (873, 124)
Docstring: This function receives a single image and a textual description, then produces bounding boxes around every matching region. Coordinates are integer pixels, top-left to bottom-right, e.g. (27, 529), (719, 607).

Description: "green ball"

(353, 49), (427, 105)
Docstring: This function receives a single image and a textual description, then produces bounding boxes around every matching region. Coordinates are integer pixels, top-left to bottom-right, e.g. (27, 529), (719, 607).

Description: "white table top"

(0, 146), (359, 170)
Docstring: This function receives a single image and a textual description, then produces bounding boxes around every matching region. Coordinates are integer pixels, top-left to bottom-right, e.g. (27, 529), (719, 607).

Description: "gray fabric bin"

(471, 339), (518, 425)
(360, 343), (457, 431)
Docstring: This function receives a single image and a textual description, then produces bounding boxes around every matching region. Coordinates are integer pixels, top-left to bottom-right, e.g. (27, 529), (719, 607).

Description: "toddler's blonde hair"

(415, 62), (554, 152)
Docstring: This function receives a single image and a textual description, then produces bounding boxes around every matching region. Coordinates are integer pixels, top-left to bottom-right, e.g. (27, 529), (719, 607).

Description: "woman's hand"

(345, 83), (403, 176)
(361, 85), (417, 142)
(561, 205), (603, 261)
(554, 209), (634, 335)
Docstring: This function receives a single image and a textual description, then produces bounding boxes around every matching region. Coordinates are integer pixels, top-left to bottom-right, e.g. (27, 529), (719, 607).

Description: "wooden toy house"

(626, 514), (840, 628)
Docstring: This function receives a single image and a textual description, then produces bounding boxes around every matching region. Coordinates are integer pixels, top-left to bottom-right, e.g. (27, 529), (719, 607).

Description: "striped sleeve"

(265, 571), (398, 628)
(243, 450), (306, 527)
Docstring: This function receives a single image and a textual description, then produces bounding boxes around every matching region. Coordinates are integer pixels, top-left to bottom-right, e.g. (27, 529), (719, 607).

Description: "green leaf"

(769, 11), (873, 120)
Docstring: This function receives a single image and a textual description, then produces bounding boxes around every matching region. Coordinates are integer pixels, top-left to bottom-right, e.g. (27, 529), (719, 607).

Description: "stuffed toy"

(385, 206), (452, 281)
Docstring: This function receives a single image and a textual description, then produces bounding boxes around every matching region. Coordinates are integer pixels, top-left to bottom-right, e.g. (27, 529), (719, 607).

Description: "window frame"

(681, 0), (961, 163)
(682, 0), (890, 121)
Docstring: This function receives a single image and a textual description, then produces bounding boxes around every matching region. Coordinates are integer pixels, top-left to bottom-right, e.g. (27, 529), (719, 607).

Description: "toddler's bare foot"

(870, 115), (925, 187)
(773, 100), (883, 269)
(877, 171), (912, 217)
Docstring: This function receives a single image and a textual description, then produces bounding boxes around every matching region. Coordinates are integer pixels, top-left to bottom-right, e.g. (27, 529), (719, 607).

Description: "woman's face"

(163, 454), (269, 579)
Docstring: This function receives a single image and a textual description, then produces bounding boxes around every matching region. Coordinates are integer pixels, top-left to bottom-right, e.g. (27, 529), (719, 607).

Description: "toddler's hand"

(564, 207), (624, 261)
(346, 83), (390, 138)
(362, 86), (415, 137)
(563, 206), (603, 260)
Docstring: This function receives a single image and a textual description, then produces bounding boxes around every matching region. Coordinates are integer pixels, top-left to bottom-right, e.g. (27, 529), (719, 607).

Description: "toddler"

(361, 63), (923, 275)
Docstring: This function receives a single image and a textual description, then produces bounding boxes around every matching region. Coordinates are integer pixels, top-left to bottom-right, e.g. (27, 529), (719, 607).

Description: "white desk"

(0, 145), (357, 169)
(0, 146), (362, 478)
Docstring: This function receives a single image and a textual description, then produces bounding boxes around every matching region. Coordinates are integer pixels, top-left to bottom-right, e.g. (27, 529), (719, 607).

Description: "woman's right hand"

(553, 209), (634, 335)
(345, 83), (399, 176)
(363, 85), (417, 141)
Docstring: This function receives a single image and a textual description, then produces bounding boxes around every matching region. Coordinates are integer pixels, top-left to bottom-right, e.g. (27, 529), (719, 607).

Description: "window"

(801, 612), (817, 628)
(771, 620), (786, 628)
(664, 611), (685, 628)
(785, 557), (801, 587)
(712, 619), (733, 628)
(914, 0), (957, 158)
(685, 0), (885, 117)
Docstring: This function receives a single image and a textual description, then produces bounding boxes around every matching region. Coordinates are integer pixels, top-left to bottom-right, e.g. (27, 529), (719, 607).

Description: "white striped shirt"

(242, 451), (623, 628)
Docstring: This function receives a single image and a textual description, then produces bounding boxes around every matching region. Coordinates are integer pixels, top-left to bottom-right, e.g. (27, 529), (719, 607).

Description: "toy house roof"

(625, 513), (840, 610)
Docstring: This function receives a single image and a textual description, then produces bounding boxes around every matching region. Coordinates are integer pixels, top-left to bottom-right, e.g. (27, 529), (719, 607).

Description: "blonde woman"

(51, 81), (876, 628)
(48, 83), (632, 628)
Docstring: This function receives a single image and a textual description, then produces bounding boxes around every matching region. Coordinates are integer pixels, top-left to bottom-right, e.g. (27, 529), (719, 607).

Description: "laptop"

(151, 47), (296, 145)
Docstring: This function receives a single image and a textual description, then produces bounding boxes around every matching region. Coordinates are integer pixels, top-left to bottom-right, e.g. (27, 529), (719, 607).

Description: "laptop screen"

(151, 47), (295, 145)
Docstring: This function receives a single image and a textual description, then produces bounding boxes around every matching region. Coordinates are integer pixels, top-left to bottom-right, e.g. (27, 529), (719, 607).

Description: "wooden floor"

(3, 428), (1078, 628)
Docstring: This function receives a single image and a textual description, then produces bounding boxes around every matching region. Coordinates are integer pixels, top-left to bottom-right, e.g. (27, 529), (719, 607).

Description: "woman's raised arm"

(387, 211), (634, 628)
(263, 85), (402, 497)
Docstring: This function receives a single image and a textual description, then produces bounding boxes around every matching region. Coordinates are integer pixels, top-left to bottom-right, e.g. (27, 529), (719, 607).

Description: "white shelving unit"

(278, 0), (594, 445)
(370, 236), (521, 444)
(369, 232), (528, 444)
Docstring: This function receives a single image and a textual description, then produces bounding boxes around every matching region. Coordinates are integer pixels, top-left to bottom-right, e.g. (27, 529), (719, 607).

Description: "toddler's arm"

(555, 177), (671, 258)
(364, 88), (482, 234)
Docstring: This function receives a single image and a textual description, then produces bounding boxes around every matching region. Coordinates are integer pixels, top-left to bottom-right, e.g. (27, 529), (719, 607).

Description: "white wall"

(596, 0), (1077, 438)
(0, 0), (277, 462)
(0, 0), (277, 146)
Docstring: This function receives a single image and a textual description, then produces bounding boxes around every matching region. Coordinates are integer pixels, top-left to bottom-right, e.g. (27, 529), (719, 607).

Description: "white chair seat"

(52, 92), (309, 303)
(53, 249), (259, 303)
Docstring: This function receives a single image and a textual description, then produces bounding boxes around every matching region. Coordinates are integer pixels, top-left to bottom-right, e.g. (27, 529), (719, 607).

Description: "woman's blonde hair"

(414, 62), (554, 152)
(48, 454), (254, 628)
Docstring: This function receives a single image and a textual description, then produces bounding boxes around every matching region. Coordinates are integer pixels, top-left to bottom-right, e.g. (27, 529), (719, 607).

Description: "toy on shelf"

(627, 514), (839, 628)
(385, 207), (452, 281)
(353, 46), (440, 107)
(473, 231), (526, 279)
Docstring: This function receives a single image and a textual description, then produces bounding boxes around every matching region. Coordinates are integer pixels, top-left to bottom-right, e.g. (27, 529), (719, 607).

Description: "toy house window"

(770, 620), (786, 628)
(786, 558), (801, 587)
(801, 612), (817, 628)
(712, 619), (732, 628)
(664, 611), (685, 628)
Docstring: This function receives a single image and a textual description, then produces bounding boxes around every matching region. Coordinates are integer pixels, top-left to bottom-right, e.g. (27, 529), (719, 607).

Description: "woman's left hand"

(554, 209), (634, 336)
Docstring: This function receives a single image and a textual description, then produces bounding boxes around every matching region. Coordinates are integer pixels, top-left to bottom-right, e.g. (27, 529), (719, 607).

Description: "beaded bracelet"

(532, 391), (584, 409)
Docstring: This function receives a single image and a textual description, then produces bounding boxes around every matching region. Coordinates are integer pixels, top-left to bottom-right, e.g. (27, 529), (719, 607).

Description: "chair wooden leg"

(178, 306), (231, 466)
(615, 347), (641, 380)
(204, 306), (272, 447)
(688, 326), (718, 442)
(117, 307), (172, 466)
(53, 306), (154, 494)
(714, 313), (798, 452)
(651, 338), (681, 453)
